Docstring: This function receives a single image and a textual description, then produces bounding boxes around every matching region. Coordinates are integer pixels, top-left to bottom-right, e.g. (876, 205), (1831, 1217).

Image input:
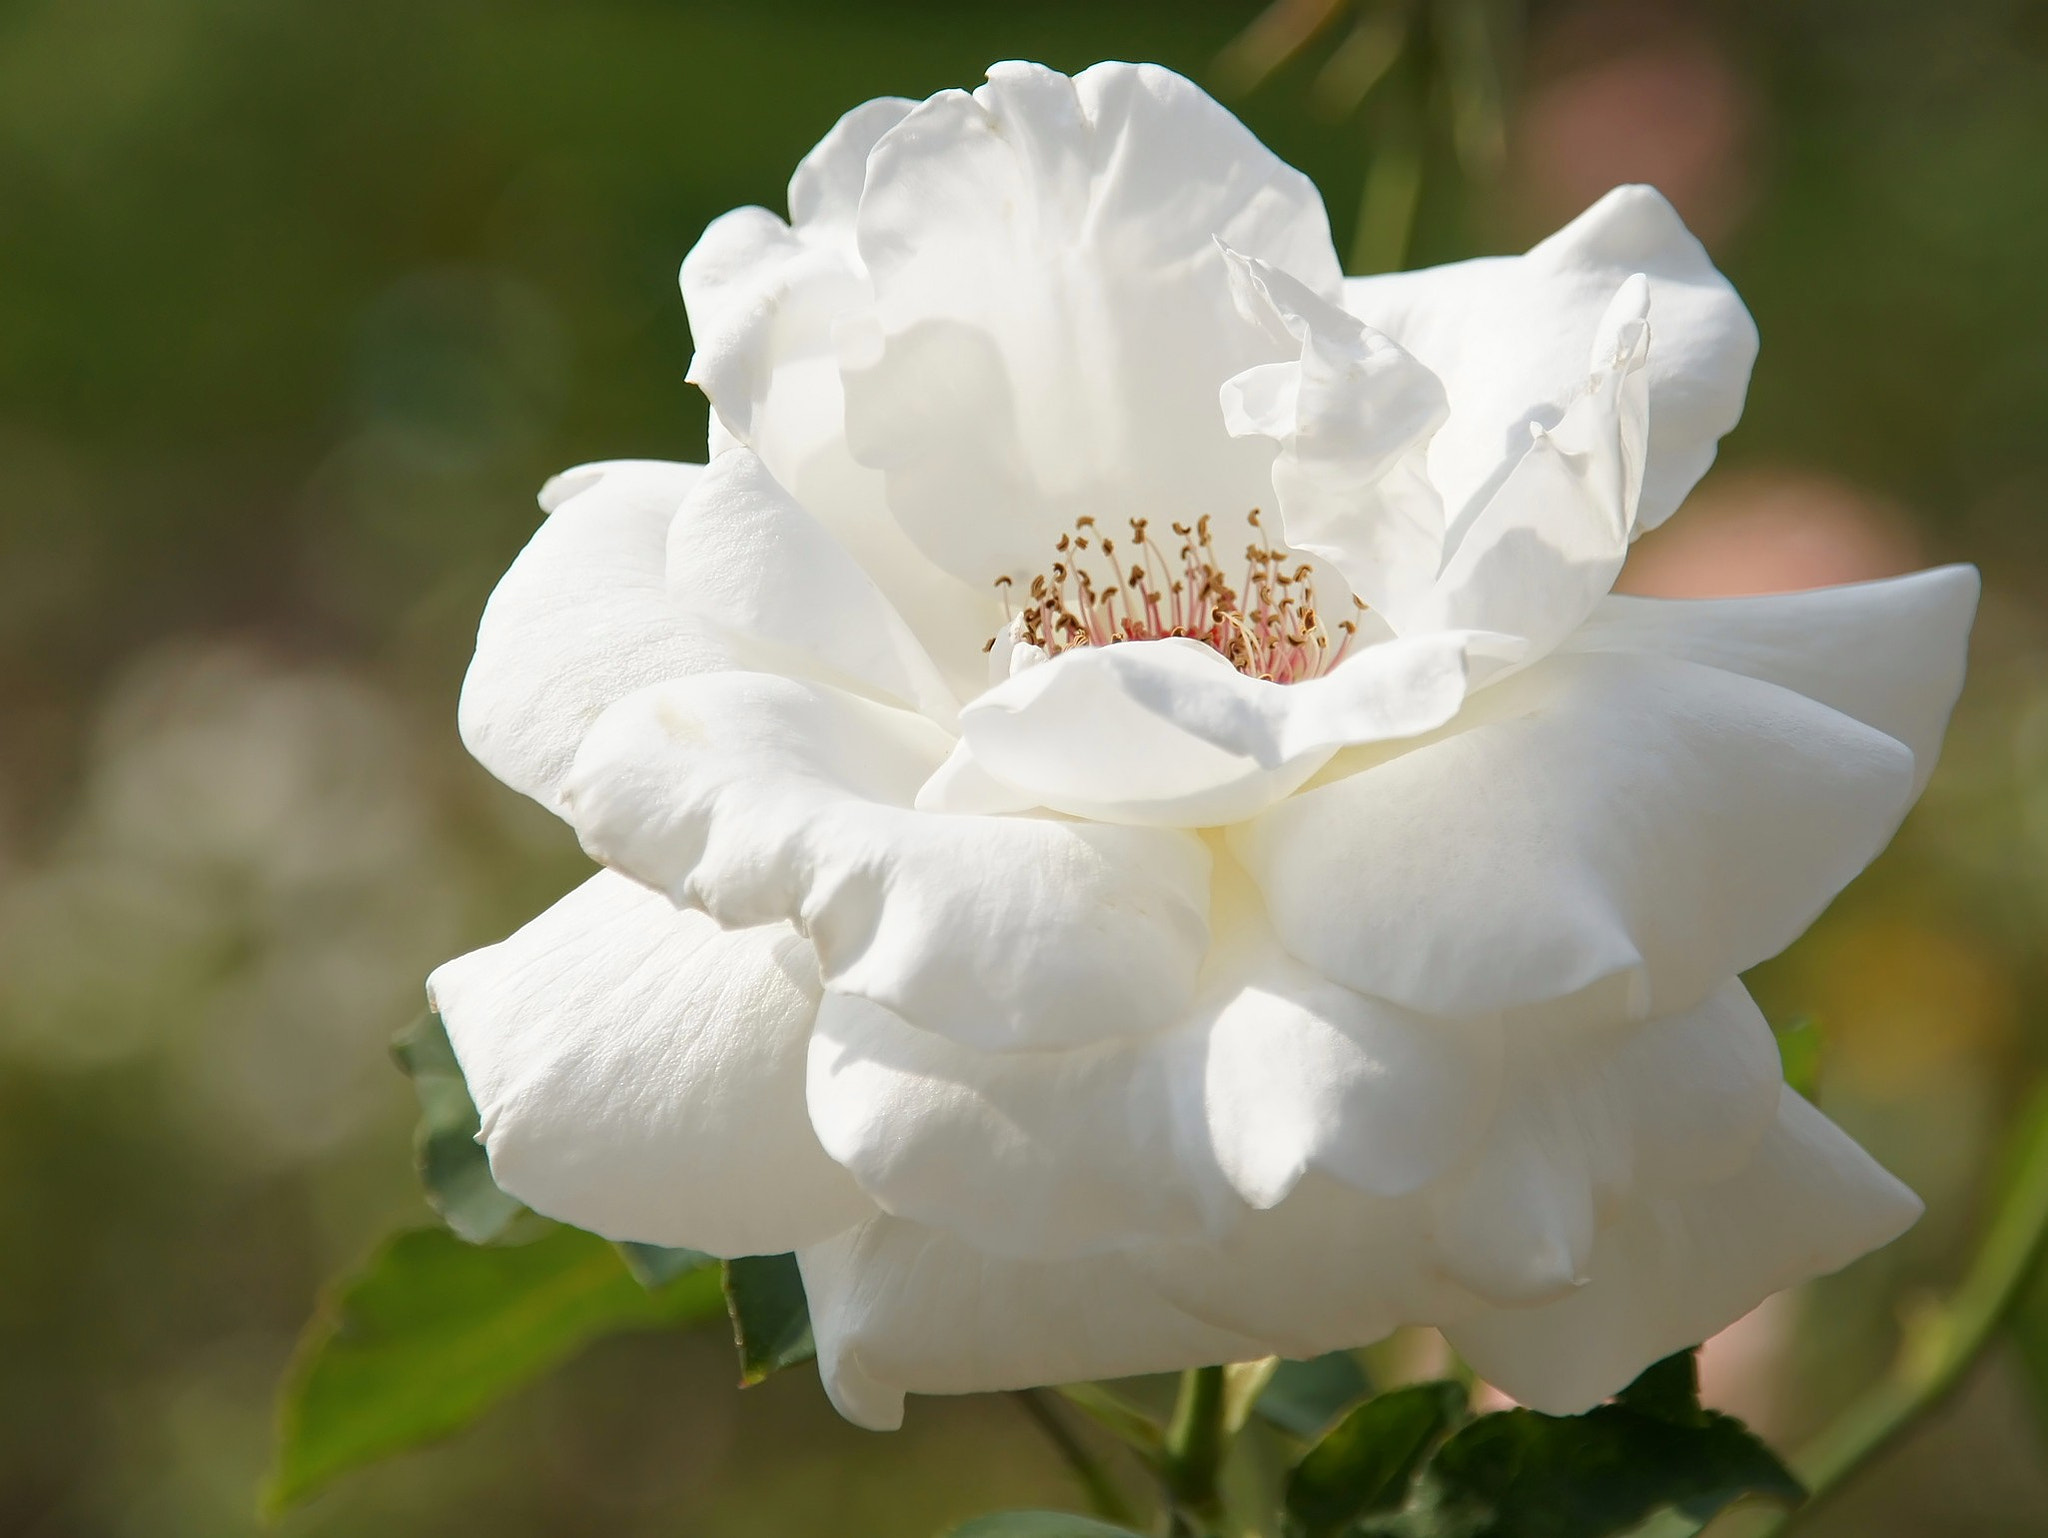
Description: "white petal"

(680, 106), (1001, 697)
(563, 670), (1212, 1052)
(682, 206), (862, 449)
(1130, 1174), (1476, 1361)
(787, 989), (1801, 1425)
(1219, 248), (1449, 618)
(665, 448), (957, 723)
(787, 95), (919, 240)
(1200, 892), (1502, 1209)
(458, 460), (730, 811)
(1426, 980), (1784, 1305)
(1233, 650), (1916, 1019)
(841, 61), (1341, 587)
(1395, 276), (1650, 657)
(680, 93), (909, 444)
(1446, 1089), (1922, 1413)
(1570, 564), (1980, 794)
(1345, 185), (1756, 535)
(427, 873), (875, 1257)
(806, 991), (1230, 1261)
(936, 632), (1472, 826)
(798, 1216), (1270, 1430)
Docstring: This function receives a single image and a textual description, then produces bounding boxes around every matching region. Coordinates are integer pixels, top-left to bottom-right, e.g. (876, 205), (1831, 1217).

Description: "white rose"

(429, 61), (1978, 1431)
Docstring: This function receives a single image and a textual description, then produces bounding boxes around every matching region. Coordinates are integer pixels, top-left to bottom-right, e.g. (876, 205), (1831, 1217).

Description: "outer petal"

(1344, 184), (1756, 534)
(1130, 1174), (1475, 1361)
(562, 670), (1211, 1052)
(665, 448), (957, 723)
(806, 991), (1230, 1261)
(1220, 248), (1449, 617)
(840, 61), (1341, 587)
(788, 986), (1808, 1426)
(933, 631), (1473, 826)
(458, 460), (729, 810)
(426, 873), (875, 1257)
(680, 104), (1001, 696)
(1233, 650), (1916, 1019)
(681, 98), (910, 444)
(1199, 885), (1502, 1210)
(798, 1216), (1270, 1431)
(1142, 979), (1780, 1351)
(1570, 564), (1980, 795)
(1446, 1089), (1923, 1413)
(787, 96), (919, 242)
(1425, 980), (1784, 1305)
(803, 867), (1502, 1262)
(1392, 277), (1649, 658)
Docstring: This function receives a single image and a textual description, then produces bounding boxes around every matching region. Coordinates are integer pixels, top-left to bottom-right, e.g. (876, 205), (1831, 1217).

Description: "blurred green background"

(2, 0), (2046, 1532)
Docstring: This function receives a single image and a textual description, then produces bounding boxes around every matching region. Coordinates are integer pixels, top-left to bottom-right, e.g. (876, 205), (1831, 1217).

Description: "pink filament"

(992, 511), (1362, 684)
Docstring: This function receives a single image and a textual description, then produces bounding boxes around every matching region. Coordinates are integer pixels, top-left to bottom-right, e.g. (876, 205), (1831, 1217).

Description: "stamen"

(990, 511), (1365, 683)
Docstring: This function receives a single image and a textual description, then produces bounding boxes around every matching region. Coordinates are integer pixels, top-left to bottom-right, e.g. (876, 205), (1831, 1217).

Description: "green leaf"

(946, 1514), (1146, 1537)
(1774, 1015), (1824, 1102)
(723, 1251), (814, 1385)
(616, 1241), (713, 1290)
(1258, 1350), (1376, 1439)
(2011, 1182), (2048, 1423)
(1614, 1351), (1705, 1428)
(391, 1011), (525, 1244)
(1287, 1380), (1469, 1537)
(268, 1223), (725, 1512)
(1386, 1380), (1803, 1538)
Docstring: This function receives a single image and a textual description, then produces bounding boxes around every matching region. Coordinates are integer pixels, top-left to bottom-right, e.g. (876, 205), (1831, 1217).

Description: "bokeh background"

(2, 0), (2046, 1532)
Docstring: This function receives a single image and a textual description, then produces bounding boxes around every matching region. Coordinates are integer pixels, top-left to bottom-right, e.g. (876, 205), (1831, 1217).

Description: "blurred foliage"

(269, 1225), (724, 1512)
(1217, 0), (1519, 268)
(0, 0), (2045, 1534)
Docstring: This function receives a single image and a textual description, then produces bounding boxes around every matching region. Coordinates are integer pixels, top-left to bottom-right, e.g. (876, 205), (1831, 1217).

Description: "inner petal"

(840, 61), (1342, 588)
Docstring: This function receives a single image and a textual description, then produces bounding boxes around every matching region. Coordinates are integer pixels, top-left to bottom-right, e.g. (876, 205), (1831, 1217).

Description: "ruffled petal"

(1344, 184), (1756, 535)
(787, 95), (919, 240)
(1233, 650), (1916, 1019)
(1570, 564), (1980, 795)
(1446, 1089), (1923, 1413)
(563, 670), (1212, 1052)
(787, 990), (1829, 1426)
(426, 873), (875, 1257)
(1391, 277), (1649, 658)
(802, 865), (1503, 1261)
(806, 991), (1229, 1261)
(680, 97), (909, 445)
(1425, 980), (1784, 1305)
(680, 105), (1001, 695)
(458, 460), (730, 811)
(1219, 248), (1449, 617)
(932, 631), (1472, 826)
(840, 60), (1341, 587)
(665, 448), (957, 723)
(798, 1216), (1270, 1431)
(1199, 890), (1502, 1209)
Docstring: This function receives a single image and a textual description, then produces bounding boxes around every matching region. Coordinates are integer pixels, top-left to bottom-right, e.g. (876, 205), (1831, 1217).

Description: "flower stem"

(1011, 1388), (1142, 1529)
(1058, 1382), (1166, 1459)
(1162, 1365), (1231, 1537)
(1757, 1085), (2048, 1535)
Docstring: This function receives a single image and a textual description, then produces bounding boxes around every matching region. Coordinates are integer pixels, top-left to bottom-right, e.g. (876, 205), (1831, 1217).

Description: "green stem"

(1162, 1365), (1231, 1537)
(1058, 1382), (1166, 1460)
(1012, 1389), (1142, 1529)
(1759, 1088), (2048, 1534)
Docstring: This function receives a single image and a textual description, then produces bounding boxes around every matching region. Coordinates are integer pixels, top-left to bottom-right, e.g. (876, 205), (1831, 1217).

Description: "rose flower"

(430, 61), (1977, 1430)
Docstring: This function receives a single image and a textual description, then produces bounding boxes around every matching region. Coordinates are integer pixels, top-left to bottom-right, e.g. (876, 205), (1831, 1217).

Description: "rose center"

(989, 511), (1362, 684)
